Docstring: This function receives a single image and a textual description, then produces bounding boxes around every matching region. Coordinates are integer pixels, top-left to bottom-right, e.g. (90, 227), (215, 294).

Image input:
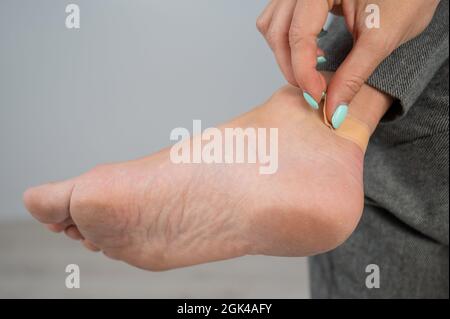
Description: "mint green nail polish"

(332, 104), (349, 129)
(317, 56), (327, 64)
(303, 92), (319, 110)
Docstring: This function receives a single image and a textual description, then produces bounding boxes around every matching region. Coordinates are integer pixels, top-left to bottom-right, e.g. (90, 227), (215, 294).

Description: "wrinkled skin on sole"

(24, 86), (364, 271)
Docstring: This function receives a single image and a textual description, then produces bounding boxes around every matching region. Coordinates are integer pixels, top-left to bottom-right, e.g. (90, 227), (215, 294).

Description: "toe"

(46, 223), (66, 233)
(64, 225), (84, 240)
(46, 217), (75, 233)
(82, 240), (101, 252)
(23, 179), (75, 224)
(103, 250), (120, 260)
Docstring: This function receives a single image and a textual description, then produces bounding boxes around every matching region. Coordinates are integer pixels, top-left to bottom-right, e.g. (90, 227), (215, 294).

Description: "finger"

(256, 0), (280, 35)
(325, 36), (388, 128)
(289, 0), (330, 109)
(265, 0), (298, 85)
(23, 179), (76, 224)
(64, 225), (84, 241)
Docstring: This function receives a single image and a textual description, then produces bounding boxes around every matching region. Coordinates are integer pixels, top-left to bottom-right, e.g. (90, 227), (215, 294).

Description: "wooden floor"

(0, 221), (310, 298)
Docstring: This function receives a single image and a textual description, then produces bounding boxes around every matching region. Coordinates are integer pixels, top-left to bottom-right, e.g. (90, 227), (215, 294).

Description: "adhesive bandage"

(322, 99), (371, 153)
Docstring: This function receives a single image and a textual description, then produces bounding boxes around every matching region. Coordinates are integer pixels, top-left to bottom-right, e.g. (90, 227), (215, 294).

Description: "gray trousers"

(310, 204), (449, 298)
(310, 61), (449, 299)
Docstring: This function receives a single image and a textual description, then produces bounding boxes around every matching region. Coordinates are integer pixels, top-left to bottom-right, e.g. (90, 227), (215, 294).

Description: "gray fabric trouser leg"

(309, 203), (449, 298)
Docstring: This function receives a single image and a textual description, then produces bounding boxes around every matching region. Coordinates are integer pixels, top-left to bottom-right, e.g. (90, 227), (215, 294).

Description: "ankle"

(348, 84), (393, 135)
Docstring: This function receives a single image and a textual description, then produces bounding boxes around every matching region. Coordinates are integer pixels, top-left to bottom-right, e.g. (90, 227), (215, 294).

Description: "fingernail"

(332, 104), (349, 129)
(317, 56), (327, 64)
(303, 92), (319, 110)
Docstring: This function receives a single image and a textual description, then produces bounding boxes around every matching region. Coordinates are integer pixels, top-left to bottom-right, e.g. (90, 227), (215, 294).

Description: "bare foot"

(23, 85), (365, 271)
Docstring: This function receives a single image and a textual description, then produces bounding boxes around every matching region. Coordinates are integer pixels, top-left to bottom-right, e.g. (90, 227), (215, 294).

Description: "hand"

(256, 0), (440, 127)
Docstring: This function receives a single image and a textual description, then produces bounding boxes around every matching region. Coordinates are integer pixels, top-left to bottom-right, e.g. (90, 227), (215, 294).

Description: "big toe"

(23, 179), (75, 224)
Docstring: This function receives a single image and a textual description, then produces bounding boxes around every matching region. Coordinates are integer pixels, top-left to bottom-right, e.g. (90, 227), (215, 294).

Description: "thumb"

(325, 36), (388, 128)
